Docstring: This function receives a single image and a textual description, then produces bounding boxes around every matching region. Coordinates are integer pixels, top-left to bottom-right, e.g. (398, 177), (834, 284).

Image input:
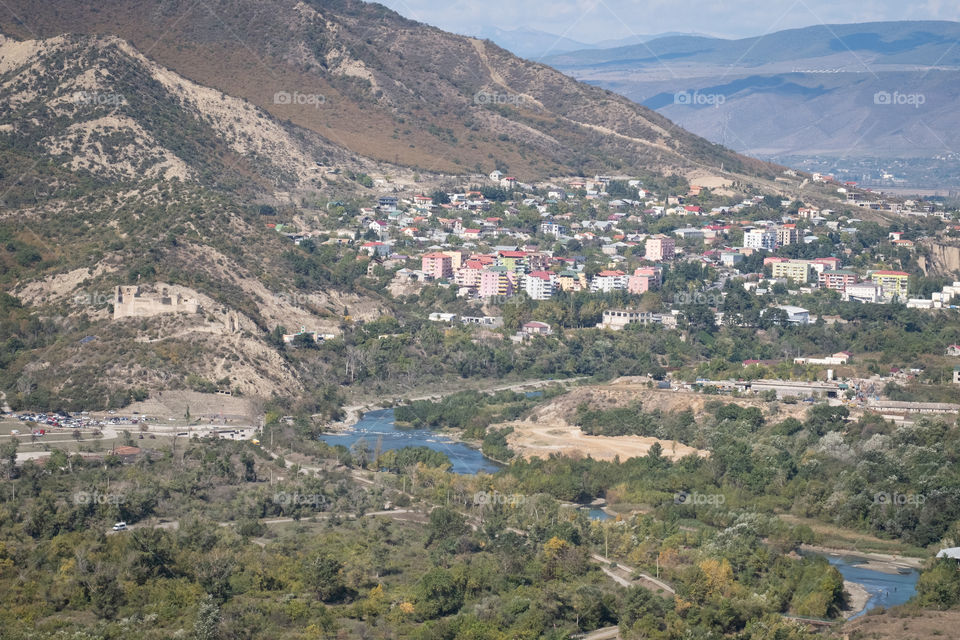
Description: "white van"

(112, 522), (127, 531)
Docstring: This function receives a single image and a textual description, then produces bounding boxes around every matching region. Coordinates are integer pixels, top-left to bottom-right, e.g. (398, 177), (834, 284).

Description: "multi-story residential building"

(496, 250), (528, 272)
(812, 257), (841, 272)
(628, 266), (662, 294)
(597, 309), (659, 330)
(844, 282), (883, 303)
(454, 260), (485, 288)
(744, 228), (777, 251)
(441, 251), (463, 271)
(524, 271), (555, 300)
(557, 270), (587, 292)
(645, 234), (675, 261)
(818, 269), (858, 291)
(421, 252), (453, 280)
(776, 225), (800, 247)
(527, 252), (549, 272)
(478, 266), (514, 298)
(590, 270), (628, 292)
(540, 222), (566, 238)
(720, 251), (744, 266)
(771, 259), (813, 283)
(377, 196), (399, 211)
(871, 270), (910, 300)
(599, 309), (660, 330)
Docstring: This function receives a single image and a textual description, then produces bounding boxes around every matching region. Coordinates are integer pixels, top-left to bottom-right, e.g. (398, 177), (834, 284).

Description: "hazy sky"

(376, 0), (960, 41)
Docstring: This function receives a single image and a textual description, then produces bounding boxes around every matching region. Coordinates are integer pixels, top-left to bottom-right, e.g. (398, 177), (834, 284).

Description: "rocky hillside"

(0, 0), (776, 181)
(0, 32), (391, 409)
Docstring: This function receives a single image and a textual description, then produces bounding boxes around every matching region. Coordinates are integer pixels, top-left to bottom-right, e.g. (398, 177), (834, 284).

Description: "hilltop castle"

(113, 285), (200, 319)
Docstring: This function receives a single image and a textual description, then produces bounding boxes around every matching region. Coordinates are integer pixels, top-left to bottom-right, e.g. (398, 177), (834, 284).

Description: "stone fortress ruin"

(113, 284), (200, 319)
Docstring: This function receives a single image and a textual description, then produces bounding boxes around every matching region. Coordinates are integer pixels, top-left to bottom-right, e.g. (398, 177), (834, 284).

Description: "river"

(319, 408), (501, 475)
(807, 551), (919, 619)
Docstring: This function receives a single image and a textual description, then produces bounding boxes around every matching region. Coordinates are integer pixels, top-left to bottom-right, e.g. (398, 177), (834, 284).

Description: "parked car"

(112, 522), (127, 531)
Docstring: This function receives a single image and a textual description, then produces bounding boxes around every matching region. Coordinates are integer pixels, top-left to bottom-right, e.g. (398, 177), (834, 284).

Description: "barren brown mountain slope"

(0, 0), (778, 181)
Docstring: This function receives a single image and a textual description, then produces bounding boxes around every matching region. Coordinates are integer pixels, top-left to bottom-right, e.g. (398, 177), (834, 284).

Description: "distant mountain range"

(468, 26), (700, 61)
(544, 21), (960, 167)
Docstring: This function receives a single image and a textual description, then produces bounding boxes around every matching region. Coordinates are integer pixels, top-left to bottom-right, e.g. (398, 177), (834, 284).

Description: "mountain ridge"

(0, 0), (776, 182)
(543, 20), (960, 170)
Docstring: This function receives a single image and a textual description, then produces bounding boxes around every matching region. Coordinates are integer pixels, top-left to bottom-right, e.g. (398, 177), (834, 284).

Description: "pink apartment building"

(421, 252), (453, 280)
(645, 234), (675, 261)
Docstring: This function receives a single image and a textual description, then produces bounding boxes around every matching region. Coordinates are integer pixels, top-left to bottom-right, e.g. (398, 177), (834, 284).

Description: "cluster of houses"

(418, 248), (664, 301)
(262, 170), (958, 317)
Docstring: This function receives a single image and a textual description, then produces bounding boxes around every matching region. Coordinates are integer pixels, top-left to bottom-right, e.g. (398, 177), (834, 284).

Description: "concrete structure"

(794, 351), (852, 365)
(866, 398), (960, 414)
(496, 250), (528, 272)
(460, 315), (504, 328)
(720, 251), (744, 266)
(844, 282), (883, 303)
(524, 271), (555, 300)
(771, 260), (813, 283)
(441, 251), (463, 271)
(590, 270), (628, 292)
(598, 309), (659, 330)
(628, 266), (661, 294)
(744, 228), (776, 251)
(819, 269), (858, 291)
(812, 257), (842, 272)
(114, 285), (199, 320)
(955, 366), (960, 385)
(776, 225), (800, 246)
(645, 234), (675, 261)
(871, 270), (910, 300)
(540, 222), (566, 238)
(377, 196), (399, 211)
(932, 282), (960, 306)
(750, 379), (841, 399)
(428, 312), (457, 322)
(772, 305), (810, 324)
(557, 270), (587, 292)
(521, 321), (552, 336)
(454, 261), (484, 288)
(421, 252), (453, 280)
(478, 266), (514, 298)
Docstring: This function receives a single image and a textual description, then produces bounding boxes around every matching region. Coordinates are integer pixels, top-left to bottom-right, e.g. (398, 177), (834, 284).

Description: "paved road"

(589, 553), (676, 594)
(580, 627), (619, 640)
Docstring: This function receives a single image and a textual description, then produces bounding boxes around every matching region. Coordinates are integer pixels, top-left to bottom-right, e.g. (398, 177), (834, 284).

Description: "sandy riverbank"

(843, 580), (871, 619)
(321, 405), (372, 433)
(800, 544), (924, 572)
